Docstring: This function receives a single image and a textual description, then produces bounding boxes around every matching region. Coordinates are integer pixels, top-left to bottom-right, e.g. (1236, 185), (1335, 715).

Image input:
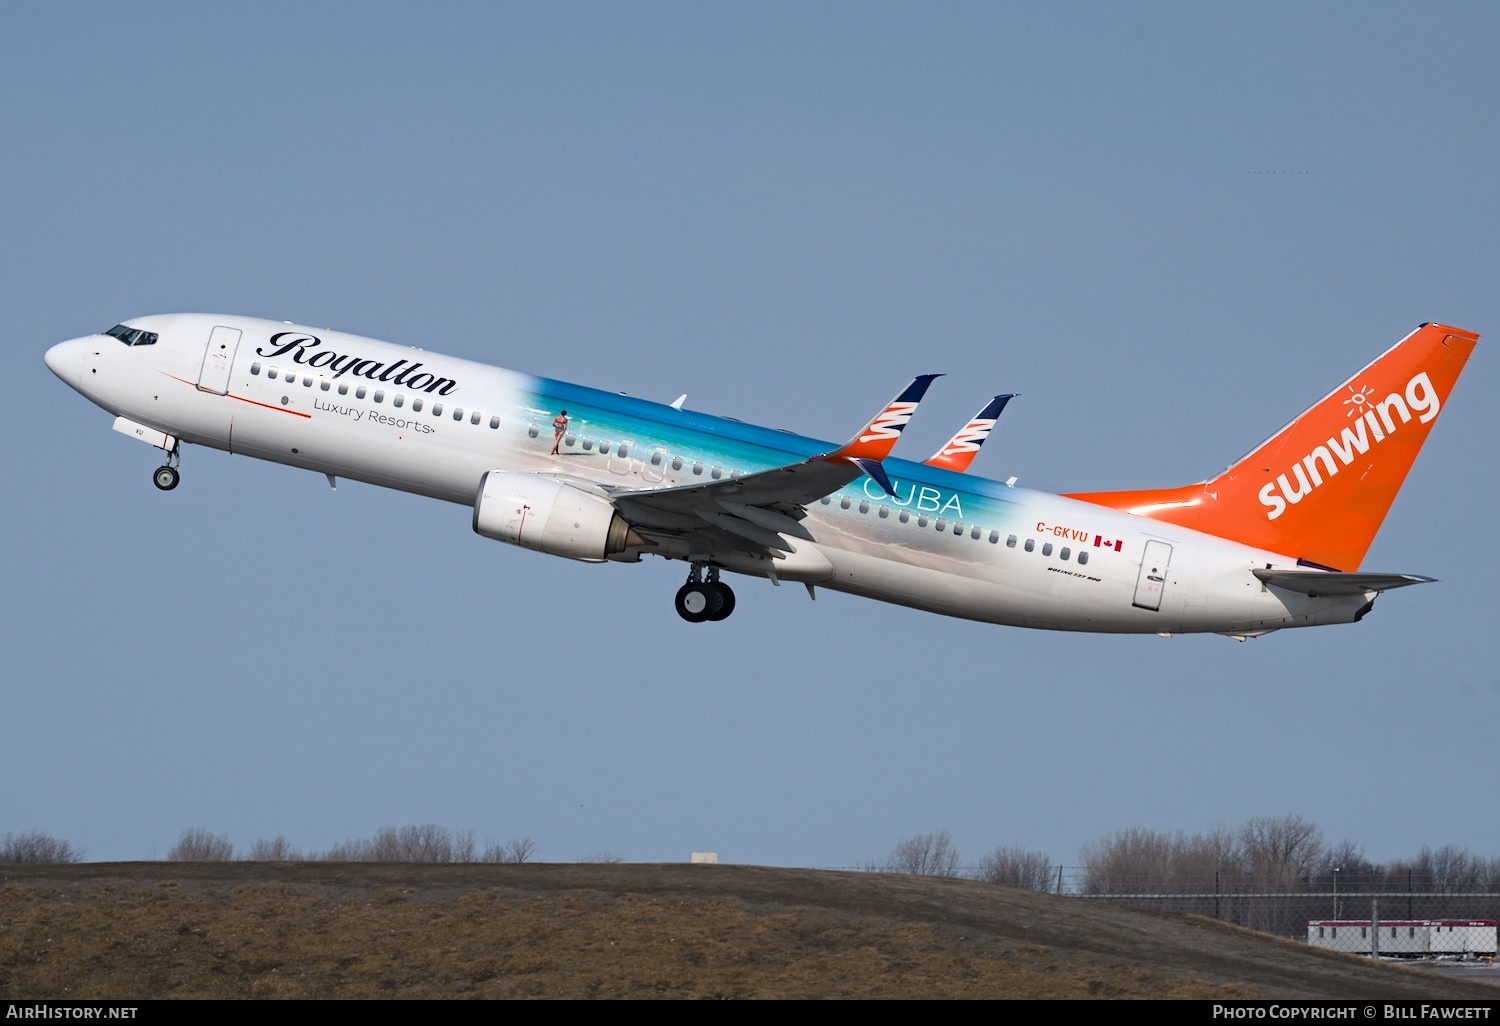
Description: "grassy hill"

(4, 862), (1498, 999)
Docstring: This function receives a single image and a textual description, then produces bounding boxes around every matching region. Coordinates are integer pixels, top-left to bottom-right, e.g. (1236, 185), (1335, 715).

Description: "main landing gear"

(674, 564), (736, 623)
(152, 442), (182, 491)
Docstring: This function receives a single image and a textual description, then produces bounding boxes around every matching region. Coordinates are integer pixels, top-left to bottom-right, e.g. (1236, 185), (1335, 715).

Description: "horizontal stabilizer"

(1252, 568), (1435, 596)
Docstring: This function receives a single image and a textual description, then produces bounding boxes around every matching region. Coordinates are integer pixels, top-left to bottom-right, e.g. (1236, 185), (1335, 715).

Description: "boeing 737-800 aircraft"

(44, 316), (1476, 638)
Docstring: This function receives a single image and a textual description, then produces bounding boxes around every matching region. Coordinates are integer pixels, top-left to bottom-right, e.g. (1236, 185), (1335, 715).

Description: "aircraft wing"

(605, 375), (940, 555)
(1251, 568), (1436, 596)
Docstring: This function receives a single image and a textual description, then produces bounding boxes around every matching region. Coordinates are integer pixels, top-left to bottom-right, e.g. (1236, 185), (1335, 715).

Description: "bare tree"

(483, 837), (538, 864)
(1311, 838), (1380, 890)
(875, 830), (961, 877)
(166, 827), (234, 862)
(578, 850), (625, 864)
(1412, 844), (1485, 892)
(1079, 826), (1180, 894)
(366, 824), (460, 862)
(1240, 814), (1324, 889)
(0, 830), (85, 864)
(1172, 822), (1245, 891)
(974, 845), (1054, 891)
(322, 837), (375, 861)
(245, 836), (302, 862)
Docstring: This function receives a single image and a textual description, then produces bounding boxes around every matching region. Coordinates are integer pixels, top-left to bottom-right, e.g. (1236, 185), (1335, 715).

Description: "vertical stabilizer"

(1065, 323), (1478, 570)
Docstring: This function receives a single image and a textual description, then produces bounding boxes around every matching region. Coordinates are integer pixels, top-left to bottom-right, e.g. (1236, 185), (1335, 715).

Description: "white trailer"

(1307, 919), (1497, 958)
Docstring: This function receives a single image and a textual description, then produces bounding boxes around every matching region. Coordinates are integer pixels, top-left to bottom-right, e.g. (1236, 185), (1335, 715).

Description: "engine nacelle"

(473, 471), (638, 562)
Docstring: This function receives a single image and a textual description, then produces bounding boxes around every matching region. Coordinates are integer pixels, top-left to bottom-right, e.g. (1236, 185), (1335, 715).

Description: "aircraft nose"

(45, 337), (87, 390)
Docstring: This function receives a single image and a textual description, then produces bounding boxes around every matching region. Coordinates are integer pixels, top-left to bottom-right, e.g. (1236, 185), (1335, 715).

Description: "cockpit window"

(105, 324), (158, 347)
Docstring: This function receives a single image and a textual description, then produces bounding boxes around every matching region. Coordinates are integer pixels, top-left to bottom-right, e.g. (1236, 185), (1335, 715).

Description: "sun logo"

(1343, 383), (1375, 418)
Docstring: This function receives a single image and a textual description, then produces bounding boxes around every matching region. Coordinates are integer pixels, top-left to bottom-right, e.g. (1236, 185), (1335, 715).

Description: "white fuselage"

(45, 313), (1376, 635)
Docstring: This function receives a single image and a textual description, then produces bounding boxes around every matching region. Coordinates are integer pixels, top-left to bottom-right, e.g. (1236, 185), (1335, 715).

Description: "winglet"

(925, 393), (1017, 472)
(830, 374), (942, 462)
(845, 456), (894, 496)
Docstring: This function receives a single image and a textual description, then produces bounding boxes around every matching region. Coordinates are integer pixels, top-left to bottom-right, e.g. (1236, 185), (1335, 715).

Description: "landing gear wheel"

(675, 583), (715, 623)
(153, 465), (180, 491)
(706, 582), (736, 621)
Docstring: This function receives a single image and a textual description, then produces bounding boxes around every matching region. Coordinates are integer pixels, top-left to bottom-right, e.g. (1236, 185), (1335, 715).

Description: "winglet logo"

(859, 401), (919, 444)
(1258, 371), (1441, 521)
(939, 419), (997, 458)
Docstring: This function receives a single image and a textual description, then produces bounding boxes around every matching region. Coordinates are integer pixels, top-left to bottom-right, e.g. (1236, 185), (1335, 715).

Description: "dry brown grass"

(2, 863), (1495, 1000)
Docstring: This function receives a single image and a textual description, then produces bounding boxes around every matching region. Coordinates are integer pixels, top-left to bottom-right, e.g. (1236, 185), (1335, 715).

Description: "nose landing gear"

(674, 564), (736, 623)
(152, 441), (182, 491)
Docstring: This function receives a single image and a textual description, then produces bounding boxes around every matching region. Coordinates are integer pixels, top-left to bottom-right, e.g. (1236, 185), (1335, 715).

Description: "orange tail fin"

(1064, 323), (1478, 570)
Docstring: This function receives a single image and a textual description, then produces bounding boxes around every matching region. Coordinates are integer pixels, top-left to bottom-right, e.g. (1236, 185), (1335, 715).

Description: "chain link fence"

(1048, 871), (1499, 959)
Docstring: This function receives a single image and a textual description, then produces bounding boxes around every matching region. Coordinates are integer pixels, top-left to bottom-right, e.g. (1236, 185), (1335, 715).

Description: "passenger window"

(489, 415), (500, 429)
(599, 440), (611, 454)
(840, 496), (851, 510)
(582, 438), (594, 450)
(971, 526), (981, 539)
(878, 506), (889, 518)
(374, 390), (385, 403)
(671, 457), (683, 471)
(918, 516), (929, 528)
(356, 386), (367, 399)
(1042, 542), (1053, 556)
(858, 500), (869, 514)
(650, 451), (663, 467)
(1024, 538), (1035, 552)
(935, 518), (946, 532)
(251, 362), (261, 375)
(1060, 546), (1070, 560)
(432, 403), (444, 416)
(1078, 551), (1089, 565)
(710, 466), (722, 479)
(618, 443), (630, 458)
(730, 470), (742, 479)
(412, 397), (423, 412)
(692, 462), (703, 475)
(338, 383), (349, 395)
(303, 376), (314, 387)
(393, 395), (404, 408)
(320, 380), (330, 392)
(268, 368), (279, 380)
(820, 496), (831, 505)
(452, 407), (463, 421)
(989, 530), (1000, 543)
(471, 411), (481, 425)
(899, 510), (910, 524)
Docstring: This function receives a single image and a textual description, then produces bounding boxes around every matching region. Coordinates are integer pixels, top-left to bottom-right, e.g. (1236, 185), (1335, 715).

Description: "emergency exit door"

(197, 325), (242, 394)
(1132, 540), (1173, 611)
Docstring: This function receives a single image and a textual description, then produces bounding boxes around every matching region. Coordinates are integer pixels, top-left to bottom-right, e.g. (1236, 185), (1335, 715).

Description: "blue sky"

(5, 2), (1498, 871)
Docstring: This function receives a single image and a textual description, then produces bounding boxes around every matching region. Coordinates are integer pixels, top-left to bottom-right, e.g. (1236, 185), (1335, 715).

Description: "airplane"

(924, 394), (1015, 472)
(44, 315), (1476, 638)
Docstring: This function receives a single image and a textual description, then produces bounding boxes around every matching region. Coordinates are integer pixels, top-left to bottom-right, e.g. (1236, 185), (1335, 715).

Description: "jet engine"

(473, 471), (640, 562)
